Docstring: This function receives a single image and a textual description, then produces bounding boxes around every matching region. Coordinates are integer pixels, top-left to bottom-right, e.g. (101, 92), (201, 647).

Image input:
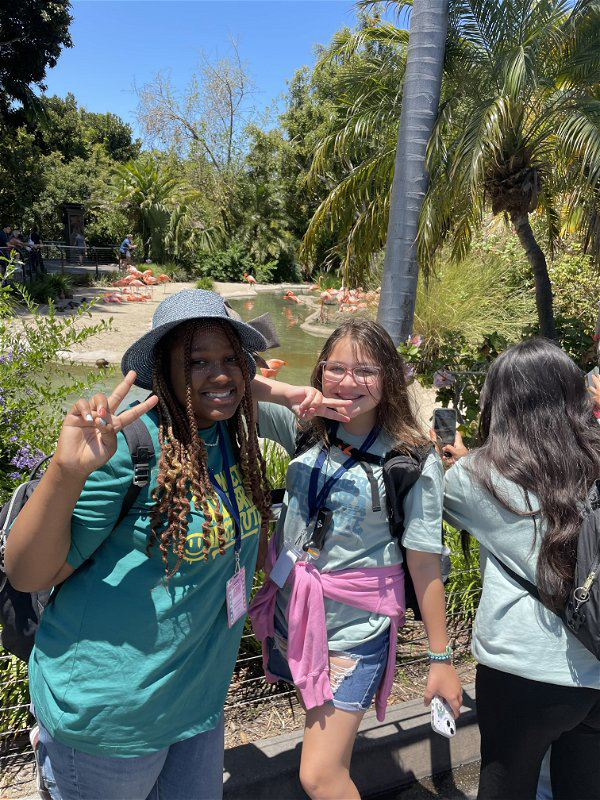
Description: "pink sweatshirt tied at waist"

(249, 537), (405, 722)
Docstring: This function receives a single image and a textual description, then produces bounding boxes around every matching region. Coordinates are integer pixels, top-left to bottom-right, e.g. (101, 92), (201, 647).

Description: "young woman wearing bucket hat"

(6, 289), (351, 800)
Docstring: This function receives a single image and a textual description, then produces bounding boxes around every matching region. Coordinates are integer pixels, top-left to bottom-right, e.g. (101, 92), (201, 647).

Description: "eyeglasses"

(320, 361), (381, 385)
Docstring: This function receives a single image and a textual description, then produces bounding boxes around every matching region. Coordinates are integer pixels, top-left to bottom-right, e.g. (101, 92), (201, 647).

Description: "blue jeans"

(36, 714), (225, 800)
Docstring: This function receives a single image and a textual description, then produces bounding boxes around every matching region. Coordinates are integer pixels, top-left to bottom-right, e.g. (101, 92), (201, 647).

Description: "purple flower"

(408, 334), (423, 348)
(433, 369), (455, 389)
(10, 444), (44, 471)
(8, 471), (21, 481)
(403, 363), (416, 385)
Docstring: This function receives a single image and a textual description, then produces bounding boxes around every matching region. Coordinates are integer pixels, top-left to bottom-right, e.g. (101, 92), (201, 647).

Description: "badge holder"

(302, 507), (333, 560)
(226, 551), (247, 628)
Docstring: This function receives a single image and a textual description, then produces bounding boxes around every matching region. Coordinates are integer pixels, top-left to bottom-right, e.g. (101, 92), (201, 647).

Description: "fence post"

(94, 248), (99, 279)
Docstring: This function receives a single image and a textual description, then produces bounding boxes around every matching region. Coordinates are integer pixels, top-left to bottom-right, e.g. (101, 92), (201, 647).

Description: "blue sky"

(43, 1), (389, 137)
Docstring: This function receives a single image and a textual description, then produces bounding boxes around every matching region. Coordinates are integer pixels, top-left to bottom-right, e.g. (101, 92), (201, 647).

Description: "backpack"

(493, 481), (600, 660)
(290, 428), (450, 621)
(0, 417), (155, 662)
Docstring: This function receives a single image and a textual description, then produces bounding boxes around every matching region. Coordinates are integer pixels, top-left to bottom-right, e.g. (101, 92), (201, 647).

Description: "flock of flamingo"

(100, 266), (171, 303)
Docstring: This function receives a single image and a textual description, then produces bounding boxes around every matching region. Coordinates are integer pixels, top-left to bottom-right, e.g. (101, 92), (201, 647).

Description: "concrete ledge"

(223, 684), (479, 799)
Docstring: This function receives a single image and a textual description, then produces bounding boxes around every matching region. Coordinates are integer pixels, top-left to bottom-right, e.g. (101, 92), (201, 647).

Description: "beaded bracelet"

(427, 644), (453, 662)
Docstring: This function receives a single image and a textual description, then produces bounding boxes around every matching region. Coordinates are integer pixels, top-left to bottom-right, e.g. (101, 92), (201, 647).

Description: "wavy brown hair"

(304, 318), (428, 451)
(146, 319), (271, 576)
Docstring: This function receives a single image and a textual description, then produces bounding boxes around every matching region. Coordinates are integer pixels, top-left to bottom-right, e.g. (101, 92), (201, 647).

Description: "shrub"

(196, 277), (214, 291)
(28, 273), (74, 304)
(194, 244), (255, 283)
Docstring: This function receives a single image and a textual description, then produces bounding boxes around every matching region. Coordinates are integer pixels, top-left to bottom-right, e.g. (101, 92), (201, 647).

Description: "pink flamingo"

(259, 359), (288, 379)
(243, 273), (257, 289)
(284, 290), (301, 304)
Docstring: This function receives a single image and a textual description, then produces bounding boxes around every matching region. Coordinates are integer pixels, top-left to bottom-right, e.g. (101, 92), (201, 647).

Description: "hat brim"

(121, 315), (267, 390)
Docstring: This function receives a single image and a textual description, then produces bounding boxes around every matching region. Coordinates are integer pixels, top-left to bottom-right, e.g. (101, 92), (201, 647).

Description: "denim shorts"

(267, 625), (390, 713)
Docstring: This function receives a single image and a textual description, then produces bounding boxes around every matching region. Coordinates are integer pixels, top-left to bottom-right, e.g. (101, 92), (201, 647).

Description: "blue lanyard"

(307, 425), (380, 522)
(207, 423), (242, 554)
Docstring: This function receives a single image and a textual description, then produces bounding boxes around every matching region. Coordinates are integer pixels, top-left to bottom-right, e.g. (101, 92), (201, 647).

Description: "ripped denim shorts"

(266, 622), (390, 713)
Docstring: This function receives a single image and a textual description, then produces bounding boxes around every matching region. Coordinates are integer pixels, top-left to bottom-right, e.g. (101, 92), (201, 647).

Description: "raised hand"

(292, 387), (352, 422)
(53, 371), (159, 479)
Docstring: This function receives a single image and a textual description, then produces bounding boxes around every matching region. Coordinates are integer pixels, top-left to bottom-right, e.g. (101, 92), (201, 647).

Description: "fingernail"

(98, 407), (106, 417)
(85, 414), (93, 422)
(98, 417), (108, 427)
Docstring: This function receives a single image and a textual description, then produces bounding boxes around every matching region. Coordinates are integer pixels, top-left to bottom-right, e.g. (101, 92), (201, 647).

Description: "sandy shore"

(16, 280), (308, 366)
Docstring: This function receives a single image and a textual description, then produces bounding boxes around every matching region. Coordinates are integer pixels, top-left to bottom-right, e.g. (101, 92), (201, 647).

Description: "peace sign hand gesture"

(54, 371), (159, 480)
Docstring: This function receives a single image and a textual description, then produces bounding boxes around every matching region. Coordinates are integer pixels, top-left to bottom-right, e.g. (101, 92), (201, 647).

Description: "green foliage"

(0, 256), (111, 503)
(195, 277), (214, 290)
(0, 651), (30, 739)
(444, 525), (481, 623)
(28, 273), (74, 304)
(195, 243), (256, 283)
(0, 1), (72, 122)
(262, 439), (290, 490)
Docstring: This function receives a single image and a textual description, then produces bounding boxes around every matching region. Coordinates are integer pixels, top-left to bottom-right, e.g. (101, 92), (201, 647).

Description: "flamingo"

(243, 273), (257, 289)
(158, 274), (170, 282)
(143, 275), (159, 285)
(284, 290), (301, 304)
(259, 359), (288, 379)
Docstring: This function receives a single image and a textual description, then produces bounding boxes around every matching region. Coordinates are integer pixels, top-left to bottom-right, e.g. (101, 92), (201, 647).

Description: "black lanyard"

(306, 424), (380, 523)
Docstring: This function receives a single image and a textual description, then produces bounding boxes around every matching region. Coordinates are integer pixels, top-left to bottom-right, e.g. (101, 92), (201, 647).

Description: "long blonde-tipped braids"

(147, 319), (272, 576)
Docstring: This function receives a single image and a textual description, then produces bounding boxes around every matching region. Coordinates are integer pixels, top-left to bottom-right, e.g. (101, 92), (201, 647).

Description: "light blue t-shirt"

(29, 410), (261, 756)
(444, 457), (600, 688)
(258, 403), (444, 649)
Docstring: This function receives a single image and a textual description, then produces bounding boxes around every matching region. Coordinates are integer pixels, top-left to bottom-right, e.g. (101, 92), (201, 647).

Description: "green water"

(228, 293), (324, 385)
(55, 292), (325, 408)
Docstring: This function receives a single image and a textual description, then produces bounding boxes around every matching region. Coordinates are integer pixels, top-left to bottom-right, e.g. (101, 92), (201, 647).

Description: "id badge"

(226, 566), (247, 628)
(269, 545), (304, 588)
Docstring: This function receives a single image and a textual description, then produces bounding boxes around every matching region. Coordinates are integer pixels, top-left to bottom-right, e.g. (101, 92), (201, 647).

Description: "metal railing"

(0, 552), (481, 788)
(39, 243), (123, 279)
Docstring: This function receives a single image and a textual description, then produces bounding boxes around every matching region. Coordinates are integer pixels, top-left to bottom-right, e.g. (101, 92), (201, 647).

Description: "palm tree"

(111, 158), (180, 261)
(421, 0), (600, 339)
(377, 0), (448, 344)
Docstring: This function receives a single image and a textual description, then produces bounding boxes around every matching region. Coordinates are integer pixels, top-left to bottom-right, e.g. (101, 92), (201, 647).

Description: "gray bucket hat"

(121, 289), (269, 389)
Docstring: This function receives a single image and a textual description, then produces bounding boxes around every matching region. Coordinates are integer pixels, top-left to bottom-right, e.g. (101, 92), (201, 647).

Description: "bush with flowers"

(0, 256), (111, 504)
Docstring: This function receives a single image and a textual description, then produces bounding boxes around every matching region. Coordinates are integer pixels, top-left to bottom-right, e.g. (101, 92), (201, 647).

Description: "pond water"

(56, 292), (325, 409)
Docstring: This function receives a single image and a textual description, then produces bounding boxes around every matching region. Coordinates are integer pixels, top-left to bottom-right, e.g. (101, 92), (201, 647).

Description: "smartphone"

(430, 695), (456, 738)
(586, 366), (599, 388)
(433, 408), (457, 446)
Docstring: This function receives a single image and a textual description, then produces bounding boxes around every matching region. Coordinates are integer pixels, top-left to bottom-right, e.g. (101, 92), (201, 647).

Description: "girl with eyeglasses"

(251, 319), (462, 800)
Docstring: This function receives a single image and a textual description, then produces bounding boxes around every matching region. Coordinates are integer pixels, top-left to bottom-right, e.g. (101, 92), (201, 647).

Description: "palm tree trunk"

(510, 211), (556, 340)
(377, 0), (448, 345)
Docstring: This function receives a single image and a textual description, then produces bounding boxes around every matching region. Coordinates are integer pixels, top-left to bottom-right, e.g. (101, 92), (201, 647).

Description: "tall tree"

(420, 0), (600, 339)
(377, 0), (448, 344)
(0, 1), (72, 121)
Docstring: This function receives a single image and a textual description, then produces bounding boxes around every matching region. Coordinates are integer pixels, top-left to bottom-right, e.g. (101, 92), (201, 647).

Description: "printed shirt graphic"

(258, 403), (444, 650)
(28, 410), (260, 757)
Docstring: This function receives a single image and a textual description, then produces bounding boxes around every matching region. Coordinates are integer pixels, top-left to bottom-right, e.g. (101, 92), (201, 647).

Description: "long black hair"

(470, 337), (600, 611)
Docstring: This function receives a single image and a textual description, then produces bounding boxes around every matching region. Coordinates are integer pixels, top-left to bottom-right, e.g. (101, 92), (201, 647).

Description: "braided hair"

(147, 319), (271, 576)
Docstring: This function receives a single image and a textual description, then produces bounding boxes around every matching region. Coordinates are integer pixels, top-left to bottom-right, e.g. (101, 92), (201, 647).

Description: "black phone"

(433, 408), (457, 446)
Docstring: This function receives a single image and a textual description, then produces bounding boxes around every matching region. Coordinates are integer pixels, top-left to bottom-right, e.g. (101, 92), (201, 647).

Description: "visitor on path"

(72, 229), (86, 265)
(250, 318), (462, 800)
(444, 338), (600, 800)
(119, 233), (136, 269)
(29, 225), (45, 275)
(4, 289), (350, 800)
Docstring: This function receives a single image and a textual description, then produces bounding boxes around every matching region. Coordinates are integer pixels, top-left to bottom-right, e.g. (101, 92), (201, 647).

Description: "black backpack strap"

(492, 554), (542, 602)
(356, 461), (382, 512)
(114, 416), (155, 529)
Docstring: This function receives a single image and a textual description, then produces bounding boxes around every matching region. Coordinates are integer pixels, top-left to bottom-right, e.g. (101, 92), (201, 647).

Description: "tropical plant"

(302, 19), (409, 285)
(420, 0), (600, 338)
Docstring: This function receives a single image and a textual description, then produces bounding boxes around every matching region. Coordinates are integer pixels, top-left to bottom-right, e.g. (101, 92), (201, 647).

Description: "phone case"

(430, 695), (456, 738)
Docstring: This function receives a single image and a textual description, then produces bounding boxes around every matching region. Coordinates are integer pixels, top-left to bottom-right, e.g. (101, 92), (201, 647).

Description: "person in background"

(119, 233), (136, 270)
(444, 338), (600, 800)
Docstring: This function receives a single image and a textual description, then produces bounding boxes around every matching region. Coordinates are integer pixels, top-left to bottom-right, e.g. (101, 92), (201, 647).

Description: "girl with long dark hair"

(251, 319), (462, 800)
(444, 337), (600, 800)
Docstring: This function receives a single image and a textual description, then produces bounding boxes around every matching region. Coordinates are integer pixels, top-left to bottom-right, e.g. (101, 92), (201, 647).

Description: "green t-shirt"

(258, 403), (444, 649)
(29, 410), (261, 757)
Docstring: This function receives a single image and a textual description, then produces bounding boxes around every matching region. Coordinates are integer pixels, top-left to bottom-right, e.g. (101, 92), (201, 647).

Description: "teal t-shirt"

(257, 403), (444, 649)
(29, 409), (261, 757)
